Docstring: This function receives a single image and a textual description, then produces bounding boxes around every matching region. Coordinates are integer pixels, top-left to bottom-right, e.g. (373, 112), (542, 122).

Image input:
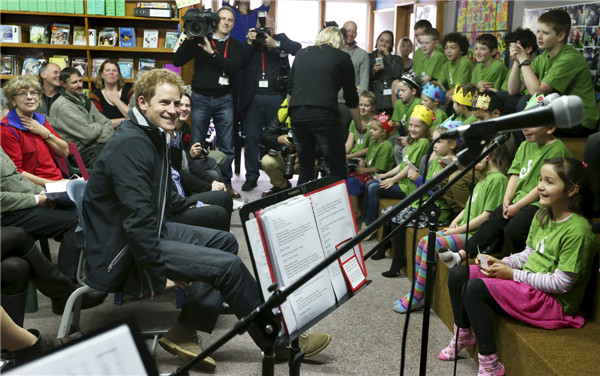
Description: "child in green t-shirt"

(499, 28), (538, 94)
(439, 157), (596, 376)
(345, 91), (377, 160)
(472, 34), (508, 93)
(458, 94), (571, 259)
(412, 20), (442, 81)
(347, 116), (395, 219)
(362, 105), (433, 230)
(414, 28), (446, 84)
(451, 83), (478, 125)
(391, 72), (422, 133)
(420, 81), (448, 128)
(439, 32), (474, 102)
(508, 9), (599, 135)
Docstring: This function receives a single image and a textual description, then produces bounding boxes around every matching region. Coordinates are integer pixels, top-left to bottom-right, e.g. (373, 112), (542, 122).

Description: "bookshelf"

(0, 0), (195, 89)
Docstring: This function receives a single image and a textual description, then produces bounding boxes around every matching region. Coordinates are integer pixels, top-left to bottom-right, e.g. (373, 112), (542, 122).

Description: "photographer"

(174, 6), (243, 198)
(238, 13), (301, 192)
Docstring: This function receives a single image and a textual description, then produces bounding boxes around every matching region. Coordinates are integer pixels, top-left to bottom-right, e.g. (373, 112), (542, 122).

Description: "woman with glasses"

(1, 76), (68, 186)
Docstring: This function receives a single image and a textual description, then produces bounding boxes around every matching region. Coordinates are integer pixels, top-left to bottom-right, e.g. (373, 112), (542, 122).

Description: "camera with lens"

(254, 11), (269, 47)
(183, 7), (219, 41)
(282, 131), (295, 179)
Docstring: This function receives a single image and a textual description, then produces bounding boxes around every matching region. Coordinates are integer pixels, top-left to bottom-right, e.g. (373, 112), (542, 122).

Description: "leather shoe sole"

(158, 336), (216, 371)
(226, 186), (241, 198)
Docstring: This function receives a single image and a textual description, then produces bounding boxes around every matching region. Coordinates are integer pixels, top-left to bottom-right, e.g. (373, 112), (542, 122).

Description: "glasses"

(15, 91), (40, 98)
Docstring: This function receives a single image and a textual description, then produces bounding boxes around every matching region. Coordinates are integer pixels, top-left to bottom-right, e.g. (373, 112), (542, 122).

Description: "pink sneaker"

(438, 325), (476, 361)
(478, 353), (505, 376)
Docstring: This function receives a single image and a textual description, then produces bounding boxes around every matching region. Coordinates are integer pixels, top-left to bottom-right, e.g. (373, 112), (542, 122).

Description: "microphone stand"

(170, 134), (506, 376)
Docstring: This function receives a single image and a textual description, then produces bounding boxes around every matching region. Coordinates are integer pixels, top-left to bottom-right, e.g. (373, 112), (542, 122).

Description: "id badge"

(218, 76), (230, 86)
(258, 80), (269, 88)
(383, 88), (392, 96)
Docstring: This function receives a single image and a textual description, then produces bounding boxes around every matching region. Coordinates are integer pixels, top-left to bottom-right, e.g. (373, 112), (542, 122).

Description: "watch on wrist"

(519, 59), (531, 68)
(45, 132), (53, 140)
(276, 40), (281, 48)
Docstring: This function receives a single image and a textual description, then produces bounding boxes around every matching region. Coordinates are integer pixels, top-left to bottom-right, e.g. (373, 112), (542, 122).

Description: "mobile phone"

(375, 57), (383, 66)
(405, 160), (418, 171)
(477, 246), (489, 269)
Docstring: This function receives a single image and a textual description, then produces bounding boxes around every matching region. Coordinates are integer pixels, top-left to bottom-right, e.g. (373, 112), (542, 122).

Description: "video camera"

(183, 7), (219, 41)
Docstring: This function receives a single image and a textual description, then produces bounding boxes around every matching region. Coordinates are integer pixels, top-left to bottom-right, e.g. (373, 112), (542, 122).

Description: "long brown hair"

(94, 60), (126, 90)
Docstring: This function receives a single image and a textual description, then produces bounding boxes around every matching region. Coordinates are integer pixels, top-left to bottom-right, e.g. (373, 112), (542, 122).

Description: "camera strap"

(210, 38), (230, 58)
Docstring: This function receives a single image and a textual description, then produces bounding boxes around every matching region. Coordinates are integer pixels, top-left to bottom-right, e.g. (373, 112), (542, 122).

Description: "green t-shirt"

(507, 139), (571, 206)
(439, 56), (475, 89)
(458, 171), (508, 235)
(415, 50), (446, 81)
(431, 108), (449, 128)
(409, 156), (453, 223)
(397, 137), (430, 195)
(365, 139), (395, 174)
(455, 113), (477, 125)
(392, 97), (421, 131)
(413, 45), (443, 77)
(471, 58), (508, 90)
(348, 120), (371, 153)
(531, 44), (599, 130)
(524, 212), (596, 315)
(500, 67), (530, 95)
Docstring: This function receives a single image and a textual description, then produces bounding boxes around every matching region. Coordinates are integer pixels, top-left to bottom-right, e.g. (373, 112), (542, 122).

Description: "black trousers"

(466, 204), (539, 258)
(448, 266), (505, 356)
(168, 190), (233, 232)
(1, 207), (79, 279)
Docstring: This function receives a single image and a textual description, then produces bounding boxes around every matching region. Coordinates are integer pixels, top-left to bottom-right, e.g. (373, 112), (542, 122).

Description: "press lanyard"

(211, 38), (230, 58)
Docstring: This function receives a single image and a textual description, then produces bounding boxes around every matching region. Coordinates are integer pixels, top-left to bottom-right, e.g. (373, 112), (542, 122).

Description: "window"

(276, 0), (321, 48)
(324, 1), (368, 50)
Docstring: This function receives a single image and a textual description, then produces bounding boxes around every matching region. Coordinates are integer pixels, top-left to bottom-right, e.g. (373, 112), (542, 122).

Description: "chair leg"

(57, 285), (91, 338)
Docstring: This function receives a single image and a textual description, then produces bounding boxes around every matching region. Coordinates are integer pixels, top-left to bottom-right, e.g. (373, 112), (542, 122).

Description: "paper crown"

(452, 84), (474, 106)
(400, 72), (421, 91)
(438, 117), (463, 145)
(524, 93), (546, 110)
(473, 93), (492, 111)
(376, 112), (394, 134)
(411, 104), (434, 126)
(422, 82), (446, 102)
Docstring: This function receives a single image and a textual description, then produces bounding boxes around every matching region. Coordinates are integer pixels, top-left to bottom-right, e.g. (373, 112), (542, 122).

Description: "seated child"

(346, 114), (395, 218)
(444, 91), (505, 213)
(412, 20), (443, 82)
(471, 34), (508, 93)
(398, 37), (414, 72)
(345, 91), (377, 161)
(391, 72), (422, 164)
(451, 83), (478, 125)
(362, 105), (433, 233)
(414, 28), (446, 84)
(420, 81), (448, 128)
(377, 120), (462, 278)
(439, 32), (474, 102)
(508, 9), (599, 135)
(439, 157), (596, 376)
(391, 126), (516, 311)
(447, 94), (571, 262)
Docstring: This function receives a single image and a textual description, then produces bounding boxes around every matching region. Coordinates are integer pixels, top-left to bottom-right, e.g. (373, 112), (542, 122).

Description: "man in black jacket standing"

(83, 69), (262, 371)
(174, 6), (242, 198)
(238, 14), (301, 192)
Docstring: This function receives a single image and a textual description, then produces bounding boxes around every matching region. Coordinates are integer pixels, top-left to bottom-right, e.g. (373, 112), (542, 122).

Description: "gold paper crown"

(473, 93), (491, 111)
(411, 104), (434, 126)
(453, 84), (474, 106)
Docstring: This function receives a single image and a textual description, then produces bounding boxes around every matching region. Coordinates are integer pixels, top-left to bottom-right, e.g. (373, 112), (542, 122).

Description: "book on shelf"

(30, 25), (49, 44)
(119, 27), (136, 48)
(98, 27), (118, 47)
(0, 25), (21, 43)
(117, 59), (134, 79)
(92, 58), (108, 78)
(49, 55), (70, 70)
(82, 88), (90, 98)
(164, 30), (180, 49)
(164, 63), (180, 75)
(50, 23), (71, 45)
(88, 29), (97, 46)
(142, 29), (159, 48)
(72, 57), (88, 76)
(22, 57), (44, 76)
(138, 58), (156, 70)
(72, 26), (86, 46)
(172, 32), (187, 53)
(1, 55), (19, 75)
(246, 181), (366, 334)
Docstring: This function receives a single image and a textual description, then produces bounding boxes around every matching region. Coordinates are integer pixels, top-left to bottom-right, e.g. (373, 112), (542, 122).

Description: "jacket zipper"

(107, 244), (129, 272)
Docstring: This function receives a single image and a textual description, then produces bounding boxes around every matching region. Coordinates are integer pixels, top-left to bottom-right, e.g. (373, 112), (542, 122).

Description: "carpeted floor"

(22, 167), (478, 375)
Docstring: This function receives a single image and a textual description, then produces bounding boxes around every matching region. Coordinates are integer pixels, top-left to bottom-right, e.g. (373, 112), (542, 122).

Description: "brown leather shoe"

(261, 186), (285, 197)
(226, 186), (241, 198)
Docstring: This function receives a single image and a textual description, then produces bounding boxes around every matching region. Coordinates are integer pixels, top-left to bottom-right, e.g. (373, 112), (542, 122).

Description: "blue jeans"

(190, 92), (235, 185)
(159, 222), (263, 345)
(242, 94), (283, 182)
(364, 180), (406, 225)
(291, 120), (346, 185)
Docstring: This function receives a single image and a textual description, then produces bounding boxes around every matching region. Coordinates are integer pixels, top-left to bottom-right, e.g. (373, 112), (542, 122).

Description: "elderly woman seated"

(1, 76), (68, 186)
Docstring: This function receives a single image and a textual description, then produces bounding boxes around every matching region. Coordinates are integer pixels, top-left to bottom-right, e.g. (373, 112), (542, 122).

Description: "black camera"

(183, 7), (219, 40)
(282, 131), (294, 179)
(274, 75), (288, 91)
(255, 11), (268, 46)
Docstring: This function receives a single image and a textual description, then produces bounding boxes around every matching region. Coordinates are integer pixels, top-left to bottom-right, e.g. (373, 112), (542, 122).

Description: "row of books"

(2, 55), (179, 79)
(1, 0), (126, 16)
(2, 23), (180, 49)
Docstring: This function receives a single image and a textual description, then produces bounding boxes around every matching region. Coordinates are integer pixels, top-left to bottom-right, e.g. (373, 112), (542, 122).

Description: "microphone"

(441, 95), (584, 141)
